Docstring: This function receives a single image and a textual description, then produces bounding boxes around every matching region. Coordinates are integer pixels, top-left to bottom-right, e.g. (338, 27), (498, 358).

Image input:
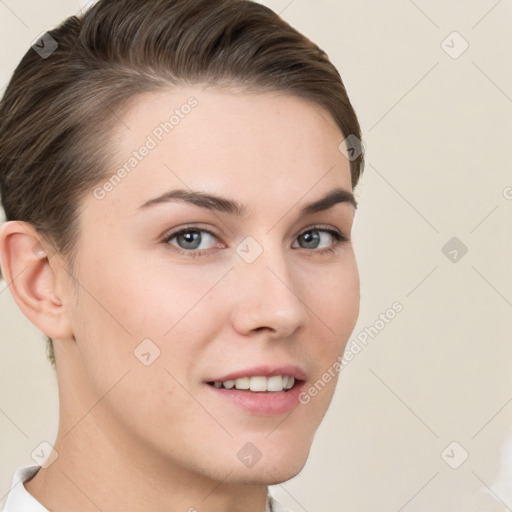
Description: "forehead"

(90, 86), (352, 216)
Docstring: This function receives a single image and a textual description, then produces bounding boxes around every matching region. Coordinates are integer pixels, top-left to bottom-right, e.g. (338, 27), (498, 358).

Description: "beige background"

(1, 0), (511, 510)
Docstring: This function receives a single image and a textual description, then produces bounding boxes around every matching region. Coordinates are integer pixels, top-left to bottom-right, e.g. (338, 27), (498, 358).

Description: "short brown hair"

(0, 0), (364, 368)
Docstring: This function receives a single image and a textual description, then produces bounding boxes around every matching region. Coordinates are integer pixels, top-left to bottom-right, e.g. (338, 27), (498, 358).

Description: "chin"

(220, 445), (311, 486)
(224, 463), (306, 486)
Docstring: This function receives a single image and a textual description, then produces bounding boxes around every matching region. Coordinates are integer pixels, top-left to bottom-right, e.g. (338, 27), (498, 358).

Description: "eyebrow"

(137, 187), (357, 217)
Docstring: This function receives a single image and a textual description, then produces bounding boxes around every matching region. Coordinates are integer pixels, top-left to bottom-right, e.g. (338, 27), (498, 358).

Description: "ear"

(0, 220), (74, 340)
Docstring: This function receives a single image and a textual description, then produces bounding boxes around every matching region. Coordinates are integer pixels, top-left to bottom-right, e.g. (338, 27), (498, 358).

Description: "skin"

(0, 85), (360, 512)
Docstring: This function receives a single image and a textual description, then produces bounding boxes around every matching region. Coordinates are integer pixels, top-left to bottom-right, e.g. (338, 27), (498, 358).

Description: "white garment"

(1, 465), (292, 512)
(2, 466), (47, 512)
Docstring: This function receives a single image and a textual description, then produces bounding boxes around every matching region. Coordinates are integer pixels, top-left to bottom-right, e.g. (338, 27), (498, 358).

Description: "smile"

(203, 364), (307, 415)
(207, 375), (296, 392)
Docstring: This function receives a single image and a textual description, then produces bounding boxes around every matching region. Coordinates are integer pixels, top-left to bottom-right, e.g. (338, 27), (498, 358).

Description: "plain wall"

(1, 1), (511, 510)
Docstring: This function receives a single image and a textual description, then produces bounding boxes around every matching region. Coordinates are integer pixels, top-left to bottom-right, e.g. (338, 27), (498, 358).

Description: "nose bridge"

(230, 235), (309, 336)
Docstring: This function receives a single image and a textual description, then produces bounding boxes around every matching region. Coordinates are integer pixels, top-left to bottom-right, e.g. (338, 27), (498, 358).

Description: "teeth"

(235, 377), (250, 390)
(211, 375), (296, 392)
(266, 376), (283, 392)
(223, 379), (236, 389)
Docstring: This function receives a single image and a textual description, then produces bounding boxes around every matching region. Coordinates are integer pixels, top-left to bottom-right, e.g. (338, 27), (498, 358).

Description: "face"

(61, 85), (360, 485)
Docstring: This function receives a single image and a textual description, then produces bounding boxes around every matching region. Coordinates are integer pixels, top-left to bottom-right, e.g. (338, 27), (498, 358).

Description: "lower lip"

(204, 381), (305, 416)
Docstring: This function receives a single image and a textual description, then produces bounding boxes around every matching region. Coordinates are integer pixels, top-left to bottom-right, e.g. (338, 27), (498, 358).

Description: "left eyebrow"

(137, 187), (357, 216)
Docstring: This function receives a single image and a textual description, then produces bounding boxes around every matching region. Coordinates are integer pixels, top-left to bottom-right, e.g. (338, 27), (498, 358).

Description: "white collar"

(266, 487), (292, 512)
(2, 465), (48, 511)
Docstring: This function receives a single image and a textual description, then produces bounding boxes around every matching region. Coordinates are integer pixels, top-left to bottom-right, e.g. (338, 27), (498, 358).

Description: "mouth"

(206, 375), (301, 393)
(203, 365), (307, 416)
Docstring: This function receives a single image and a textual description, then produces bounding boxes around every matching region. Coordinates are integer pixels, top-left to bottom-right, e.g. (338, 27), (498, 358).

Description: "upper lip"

(206, 364), (307, 383)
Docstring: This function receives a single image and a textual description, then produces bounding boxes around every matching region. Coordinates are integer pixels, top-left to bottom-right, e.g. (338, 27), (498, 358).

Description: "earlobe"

(0, 220), (73, 339)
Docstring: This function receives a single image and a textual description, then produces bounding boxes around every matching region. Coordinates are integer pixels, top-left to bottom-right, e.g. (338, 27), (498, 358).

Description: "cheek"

(68, 259), (219, 448)
(305, 254), (360, 345)
(70, 252), (230, 381)
(288, 255), (359, 414)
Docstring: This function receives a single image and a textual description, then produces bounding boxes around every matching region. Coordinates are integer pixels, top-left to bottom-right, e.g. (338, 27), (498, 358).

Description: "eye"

(162, 224), (347, 258)
(164, 227), (221, 257)
(292, 226), (347, 253)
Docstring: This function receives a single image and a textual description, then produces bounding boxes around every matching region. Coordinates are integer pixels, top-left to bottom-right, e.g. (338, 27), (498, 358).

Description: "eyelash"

(162, 224), (348, 258)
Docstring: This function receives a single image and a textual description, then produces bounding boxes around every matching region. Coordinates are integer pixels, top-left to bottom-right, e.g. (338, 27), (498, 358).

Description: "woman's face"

(62, 86), (360, 484)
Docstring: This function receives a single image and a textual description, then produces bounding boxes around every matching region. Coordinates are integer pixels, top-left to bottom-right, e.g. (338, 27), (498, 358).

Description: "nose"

(229, 242), (309, 339)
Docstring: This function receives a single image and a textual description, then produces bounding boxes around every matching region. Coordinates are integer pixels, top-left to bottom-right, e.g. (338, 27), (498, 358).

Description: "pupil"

(302, 230), (319, 249)
(180, 230), (200, 249)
